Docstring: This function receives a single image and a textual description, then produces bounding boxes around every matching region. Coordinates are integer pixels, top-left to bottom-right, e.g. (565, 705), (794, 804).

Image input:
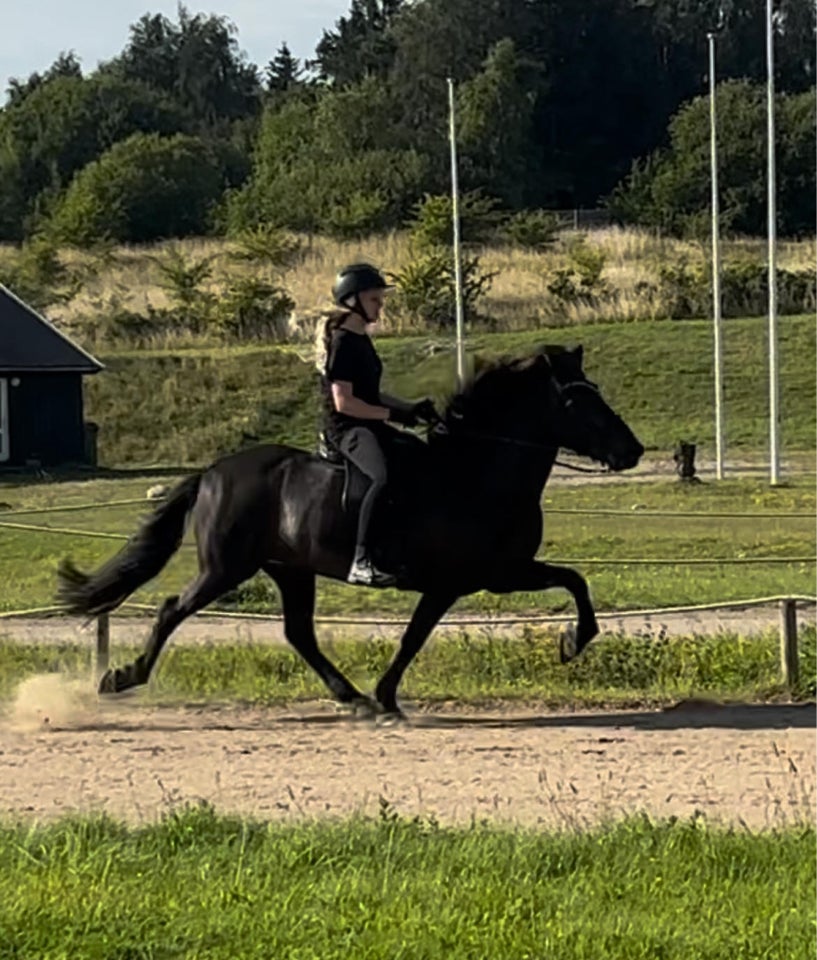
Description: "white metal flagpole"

(708, 31), (725, 480)
(447, 76), (466, 391)
(766, 0), (781, 484)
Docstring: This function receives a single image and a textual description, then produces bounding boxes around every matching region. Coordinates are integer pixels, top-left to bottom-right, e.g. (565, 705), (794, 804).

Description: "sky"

(2, 0), (351, 83)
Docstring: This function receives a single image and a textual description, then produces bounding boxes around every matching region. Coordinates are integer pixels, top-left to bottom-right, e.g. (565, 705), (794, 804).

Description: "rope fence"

(0, 519), (814, 566)
(0, 595), (812, 691)
(1, 497), (814, 689)
(0, 593), (814, 625)
(2, 499), (814, 520)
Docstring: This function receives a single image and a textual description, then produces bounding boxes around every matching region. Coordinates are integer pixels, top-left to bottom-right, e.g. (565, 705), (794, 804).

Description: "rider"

(318, 263), (439, 587)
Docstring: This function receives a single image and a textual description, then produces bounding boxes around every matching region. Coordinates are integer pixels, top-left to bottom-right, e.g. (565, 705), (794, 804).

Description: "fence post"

(96, 613), (110, 675)
(779, 598), (798, 689)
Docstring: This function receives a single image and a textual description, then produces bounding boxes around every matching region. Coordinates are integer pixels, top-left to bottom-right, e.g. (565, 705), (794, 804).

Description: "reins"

(437, 378), (610, 475)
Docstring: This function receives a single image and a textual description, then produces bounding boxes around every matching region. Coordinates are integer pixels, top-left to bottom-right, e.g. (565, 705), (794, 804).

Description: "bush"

(388, 249), (495, 329)
(656, 256), (816, 319)
(408, 190), (505, 250)
(48, 133), (224, 245)
(324, 191), (390, 239)
(227, 225), (302, 269)
(500, 209), (560, 249)
(153, 246), (215, 311)
(546, 236), (609, 306)
(212, 276), (294, 340)
(0, 234), (82, 308)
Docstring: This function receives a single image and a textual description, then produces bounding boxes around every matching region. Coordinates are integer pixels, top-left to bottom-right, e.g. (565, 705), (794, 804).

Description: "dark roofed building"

(0, 284), (103, 467)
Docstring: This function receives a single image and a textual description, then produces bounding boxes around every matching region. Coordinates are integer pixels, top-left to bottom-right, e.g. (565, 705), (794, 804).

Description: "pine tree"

(265, 43), (304, 92)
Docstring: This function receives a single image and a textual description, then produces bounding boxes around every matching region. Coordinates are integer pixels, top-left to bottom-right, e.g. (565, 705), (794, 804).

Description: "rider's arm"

(331, 381), (391, 421)
(379, 392), (413, 415)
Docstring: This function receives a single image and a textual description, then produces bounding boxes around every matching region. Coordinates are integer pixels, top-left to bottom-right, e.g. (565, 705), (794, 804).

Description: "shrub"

(227, 225), (302, 269)
(211, 276), (294, 340)
(48, 133), (223, 245)
(656, 256), (816, 319)
(546, 236), (609, 306)
(0, 234), (81, 308)
(500, 209), (560, 249)
(408, 190), (505, 250)
(388, 249), (495, 329)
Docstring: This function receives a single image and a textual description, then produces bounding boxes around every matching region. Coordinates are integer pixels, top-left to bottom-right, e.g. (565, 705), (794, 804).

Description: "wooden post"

(96, 613), (110, 675)
(779, 599), (798, 689)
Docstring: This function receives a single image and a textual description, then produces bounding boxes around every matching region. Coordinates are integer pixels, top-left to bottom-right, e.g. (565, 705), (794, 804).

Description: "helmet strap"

(346, 294), (371, 323)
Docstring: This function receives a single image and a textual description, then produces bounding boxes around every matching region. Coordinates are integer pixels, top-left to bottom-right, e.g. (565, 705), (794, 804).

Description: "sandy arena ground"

(1, 681), (814, 829)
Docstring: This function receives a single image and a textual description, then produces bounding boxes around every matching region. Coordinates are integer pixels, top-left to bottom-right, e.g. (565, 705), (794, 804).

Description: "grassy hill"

(85, 314), (816, 467)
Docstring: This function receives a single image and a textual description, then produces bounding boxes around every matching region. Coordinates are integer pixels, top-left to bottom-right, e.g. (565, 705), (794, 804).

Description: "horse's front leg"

(375, 592), (457, 718)
(487, 560), (598, 662)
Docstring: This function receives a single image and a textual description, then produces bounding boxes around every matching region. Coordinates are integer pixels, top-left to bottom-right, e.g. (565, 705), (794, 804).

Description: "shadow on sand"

(31, 698), (816, 735)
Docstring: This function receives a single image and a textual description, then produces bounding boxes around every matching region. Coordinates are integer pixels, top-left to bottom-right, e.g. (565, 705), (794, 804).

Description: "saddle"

(316, 430), (423, 517)
(316, 432), (370, 514)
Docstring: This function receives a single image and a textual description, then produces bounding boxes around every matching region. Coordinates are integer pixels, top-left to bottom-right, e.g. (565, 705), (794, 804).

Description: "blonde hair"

(314, 309), (349, 373)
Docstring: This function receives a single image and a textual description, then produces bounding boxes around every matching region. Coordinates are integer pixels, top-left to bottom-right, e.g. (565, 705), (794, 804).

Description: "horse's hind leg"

(264, 565), (374, 712)
(98, 567), (249, 695)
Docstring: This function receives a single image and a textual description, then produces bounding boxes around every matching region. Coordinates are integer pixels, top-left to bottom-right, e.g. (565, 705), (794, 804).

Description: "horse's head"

(444, 345), (643, 472)
(539, 345), (644, 471)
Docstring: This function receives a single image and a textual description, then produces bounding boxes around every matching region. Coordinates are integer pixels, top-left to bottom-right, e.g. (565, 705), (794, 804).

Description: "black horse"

(57, 345), (644, 717)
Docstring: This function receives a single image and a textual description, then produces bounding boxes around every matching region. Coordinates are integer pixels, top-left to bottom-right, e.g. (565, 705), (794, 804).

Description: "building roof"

(0, 283), (103, 374)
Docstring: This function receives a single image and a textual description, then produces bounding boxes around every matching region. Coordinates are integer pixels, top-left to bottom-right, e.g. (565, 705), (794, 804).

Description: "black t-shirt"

(321, 327), (384, 445)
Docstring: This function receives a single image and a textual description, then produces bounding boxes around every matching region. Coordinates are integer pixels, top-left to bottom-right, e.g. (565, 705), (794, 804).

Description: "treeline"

(1, 0), (814, 246)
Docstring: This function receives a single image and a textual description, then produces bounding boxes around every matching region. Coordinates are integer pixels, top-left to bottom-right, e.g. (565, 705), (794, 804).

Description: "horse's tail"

(57, 473), (202, 617)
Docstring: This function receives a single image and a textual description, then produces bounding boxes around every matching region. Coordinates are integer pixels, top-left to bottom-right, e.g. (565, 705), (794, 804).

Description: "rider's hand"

(388, 406), (419, 427)
(411, 398), (440, 424)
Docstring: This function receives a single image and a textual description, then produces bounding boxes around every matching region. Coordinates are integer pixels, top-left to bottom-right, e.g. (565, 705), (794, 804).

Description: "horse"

(57, 344), (644, 718)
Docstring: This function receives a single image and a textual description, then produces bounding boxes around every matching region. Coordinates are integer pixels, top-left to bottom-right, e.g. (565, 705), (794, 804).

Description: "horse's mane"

(442, 345), (569, 420)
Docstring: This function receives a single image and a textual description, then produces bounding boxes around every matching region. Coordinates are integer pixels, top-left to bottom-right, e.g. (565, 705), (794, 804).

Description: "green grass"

(0, 807), (813, 960)
(2, 627), (814, 707)
(0, 474), (813, 616)
(83, 315), (816, 466)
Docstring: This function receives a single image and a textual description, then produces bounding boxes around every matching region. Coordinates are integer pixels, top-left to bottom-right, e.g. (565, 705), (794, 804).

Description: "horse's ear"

(569, 344), (584, 367)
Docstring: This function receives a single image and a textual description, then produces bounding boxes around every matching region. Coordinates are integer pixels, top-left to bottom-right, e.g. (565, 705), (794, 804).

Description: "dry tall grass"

(2, 227), (814, 347)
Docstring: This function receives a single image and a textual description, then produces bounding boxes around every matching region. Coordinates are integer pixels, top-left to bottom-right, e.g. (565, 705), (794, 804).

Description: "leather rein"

(441, 379), (611, 475)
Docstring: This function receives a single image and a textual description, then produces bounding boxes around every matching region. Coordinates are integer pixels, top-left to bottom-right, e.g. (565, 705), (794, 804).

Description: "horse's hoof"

(560, 624), (578, 664)
(376, 708), (408, 727)
(98, 665), (141, 695)
(336, 696), (379, 719)
(98, 669), (120, 695)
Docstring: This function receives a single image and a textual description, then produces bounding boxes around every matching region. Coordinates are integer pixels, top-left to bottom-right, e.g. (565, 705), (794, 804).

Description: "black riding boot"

(347, 482), (395, 587)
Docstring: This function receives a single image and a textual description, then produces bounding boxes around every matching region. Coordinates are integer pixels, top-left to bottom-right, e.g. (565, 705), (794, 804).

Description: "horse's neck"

(432, 430), (557, 507)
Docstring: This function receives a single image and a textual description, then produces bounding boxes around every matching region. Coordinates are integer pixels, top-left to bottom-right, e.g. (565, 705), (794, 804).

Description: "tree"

(457, 39), (539, 208)
(5, 51), (82, 107)
(312, 0), (403, 87)
(106, 5), (261, 125)
(607, 81), (815, 237)
(48, 133), (224, 245)
(0, 74), (187, 240)
(265, 43), (304, 92)
(226, 94), (427, 235)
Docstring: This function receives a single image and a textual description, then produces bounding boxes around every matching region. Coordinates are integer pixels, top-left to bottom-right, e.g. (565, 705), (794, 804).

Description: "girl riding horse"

(317, 263), (439, 586)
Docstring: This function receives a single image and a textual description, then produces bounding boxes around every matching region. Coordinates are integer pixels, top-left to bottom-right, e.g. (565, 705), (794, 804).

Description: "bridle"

(438, 377), (611, 474)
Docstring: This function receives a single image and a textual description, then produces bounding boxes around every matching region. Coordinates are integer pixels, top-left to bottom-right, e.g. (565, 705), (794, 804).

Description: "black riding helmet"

(332, 263), (392, 309)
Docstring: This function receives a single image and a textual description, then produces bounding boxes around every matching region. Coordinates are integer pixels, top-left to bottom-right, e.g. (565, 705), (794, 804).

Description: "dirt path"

(1, 686), (813, 829)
